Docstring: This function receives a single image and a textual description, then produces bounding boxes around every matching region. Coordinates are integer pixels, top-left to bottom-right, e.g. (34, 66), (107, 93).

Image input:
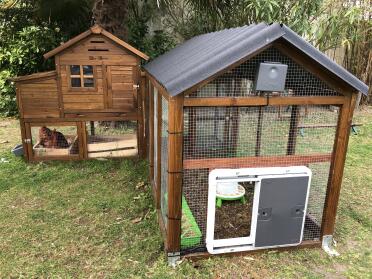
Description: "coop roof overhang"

(144, 23), (368, 97)
(11, 70), (57, 83)
(43, 24), (149, 60)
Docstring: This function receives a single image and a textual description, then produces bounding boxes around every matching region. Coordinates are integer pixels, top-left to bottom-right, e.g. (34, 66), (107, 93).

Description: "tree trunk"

(92, 0), (129, 41)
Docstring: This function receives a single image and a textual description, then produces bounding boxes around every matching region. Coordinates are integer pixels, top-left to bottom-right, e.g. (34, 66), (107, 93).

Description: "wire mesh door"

(85, 120), (137, 158)
(27, 122), (80, 160)
(182, 105), (339, 253)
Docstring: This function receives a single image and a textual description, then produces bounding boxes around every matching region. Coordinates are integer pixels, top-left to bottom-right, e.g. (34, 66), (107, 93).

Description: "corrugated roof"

(144, 23), (368, 96)
(11, 70), (57, 82)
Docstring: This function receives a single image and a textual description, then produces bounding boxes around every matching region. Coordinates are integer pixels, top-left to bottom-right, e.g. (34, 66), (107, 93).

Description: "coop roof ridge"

(43, 24), (149, 60)
(143, 23), (368, 96)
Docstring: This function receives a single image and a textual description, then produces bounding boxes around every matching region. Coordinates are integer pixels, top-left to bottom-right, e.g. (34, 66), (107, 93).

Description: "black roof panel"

(144, 23), (368, 96)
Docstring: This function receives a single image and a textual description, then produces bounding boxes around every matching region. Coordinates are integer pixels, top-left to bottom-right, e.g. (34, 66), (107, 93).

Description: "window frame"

(68, 65), (97, 91)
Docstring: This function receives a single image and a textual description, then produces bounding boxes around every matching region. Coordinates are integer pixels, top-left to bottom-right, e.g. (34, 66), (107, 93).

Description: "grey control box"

(255, 62), (288, 92)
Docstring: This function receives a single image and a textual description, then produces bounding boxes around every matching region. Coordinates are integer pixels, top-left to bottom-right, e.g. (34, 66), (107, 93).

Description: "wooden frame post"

(255, 106), (264, 156)
(149, 82), (154, 180)
(156, 92), (162, 209)
(321, 93), (357, 236)
(19, 119), (29, 162)
(144, 75), (150, 158)
(166, 95), (184, 253)
(287, 105), (300, 155)
(137, 73), (146, 158)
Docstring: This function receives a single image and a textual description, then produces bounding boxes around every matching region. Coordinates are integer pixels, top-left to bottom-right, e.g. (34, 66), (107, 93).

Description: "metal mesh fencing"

(31, 124), (79, 158)
(161, 96), (169, 226)
(187, 47), (340, 98)
(85, 121), (137, 158)
(181, 105), (339, 253)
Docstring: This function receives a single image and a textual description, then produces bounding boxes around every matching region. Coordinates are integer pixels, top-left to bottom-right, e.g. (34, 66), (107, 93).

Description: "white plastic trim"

(206, 166), (312, 254)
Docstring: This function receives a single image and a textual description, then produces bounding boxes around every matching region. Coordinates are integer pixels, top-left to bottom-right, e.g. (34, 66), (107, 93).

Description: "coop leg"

(322, 235), (340, 257)
(90, 121), (95, 136)
(167, 252), (181, 267)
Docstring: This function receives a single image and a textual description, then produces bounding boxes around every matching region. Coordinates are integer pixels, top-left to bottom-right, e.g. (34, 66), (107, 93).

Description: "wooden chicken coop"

(143, 23), (368, 263)
(12, 25), (149, 162)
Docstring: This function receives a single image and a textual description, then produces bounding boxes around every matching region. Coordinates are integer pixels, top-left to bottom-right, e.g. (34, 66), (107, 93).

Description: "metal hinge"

(24, 139), (31, 143)
(167, 252), (181, 267)
(133, 84), (139, 89)
(322, 235), (340, 256)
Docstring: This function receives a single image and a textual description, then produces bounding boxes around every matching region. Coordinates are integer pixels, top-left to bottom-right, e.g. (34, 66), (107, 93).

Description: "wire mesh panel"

(304, 162), (331, 241)
(181, 105), (339, 253)
(161, 96), (169, 226)
(30, 124), (79, 158)
(187, 47), (340, 98)
(85, 121), (137, 158)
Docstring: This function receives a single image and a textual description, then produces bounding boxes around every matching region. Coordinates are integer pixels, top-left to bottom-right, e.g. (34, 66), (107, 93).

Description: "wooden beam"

(24, 122), (34, 162)
(184, 97), (267, 107)
(269, 96), (345, 106)
(149, 81), (155, 180)
(55, 56), (64, 118)
(19, 119), (29, 162)
(321, 93), (357, 236)
(183, 240), (321, 261)
(143, 74), (149, 158)
(77, 122), (86, 160)
(137, 74), (145, 159)
(23, 113), (139, 122)
(287, 105), (300, 155)
(255, 107), (264, 156)
(44, 29), (93, 59)
(156, 92), (162, 209)
(183, 96), (345, 107)
(166, 95), (184, 253)
(183, 153), (332, 170)
(145, 72), (170, 100)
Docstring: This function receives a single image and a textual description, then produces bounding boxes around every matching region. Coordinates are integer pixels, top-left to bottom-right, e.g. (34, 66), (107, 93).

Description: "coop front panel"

(206, 166), (311, 254)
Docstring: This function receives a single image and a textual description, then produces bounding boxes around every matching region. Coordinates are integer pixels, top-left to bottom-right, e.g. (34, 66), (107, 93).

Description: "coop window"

(69, 65), (95, 88)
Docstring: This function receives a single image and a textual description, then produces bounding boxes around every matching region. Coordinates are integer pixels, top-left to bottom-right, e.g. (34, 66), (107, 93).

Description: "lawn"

(0, 107), (371, 278)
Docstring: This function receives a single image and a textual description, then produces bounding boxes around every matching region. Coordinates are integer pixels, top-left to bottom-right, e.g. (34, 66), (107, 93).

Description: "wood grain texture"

(137, 74), (146, 158)
(149, 81), (155, 181)
(184, 96), (346, 107)
(156, 93), (162, 209)
(184, 154), (332, 170)
(167, 95), (184, 252)
(287, 105), (300, 155)
(183, 240), (321, 260)
(44, 25), (148, 60)
(321, 92), (357, 236)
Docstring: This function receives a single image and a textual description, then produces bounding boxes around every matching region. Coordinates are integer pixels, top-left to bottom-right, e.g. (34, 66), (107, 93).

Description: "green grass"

(0, 107), (371, 278)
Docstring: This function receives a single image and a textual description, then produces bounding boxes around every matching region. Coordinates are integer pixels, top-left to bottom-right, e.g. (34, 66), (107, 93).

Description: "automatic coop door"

(206, 166), (311, 254)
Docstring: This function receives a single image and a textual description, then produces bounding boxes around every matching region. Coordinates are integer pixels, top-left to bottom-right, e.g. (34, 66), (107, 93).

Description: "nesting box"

(143, 23), (368, 262)
(12, 25), (149, 162)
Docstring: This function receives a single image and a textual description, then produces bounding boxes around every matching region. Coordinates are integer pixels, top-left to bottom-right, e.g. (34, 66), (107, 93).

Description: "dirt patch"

(214, 182), (255, 239)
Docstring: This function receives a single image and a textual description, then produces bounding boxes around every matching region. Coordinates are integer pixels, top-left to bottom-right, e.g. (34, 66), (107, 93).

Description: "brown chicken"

(38, 126), (69, 148)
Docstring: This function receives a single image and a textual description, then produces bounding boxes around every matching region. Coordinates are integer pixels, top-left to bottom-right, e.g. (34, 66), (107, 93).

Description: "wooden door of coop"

(106, 65), (139, 112)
